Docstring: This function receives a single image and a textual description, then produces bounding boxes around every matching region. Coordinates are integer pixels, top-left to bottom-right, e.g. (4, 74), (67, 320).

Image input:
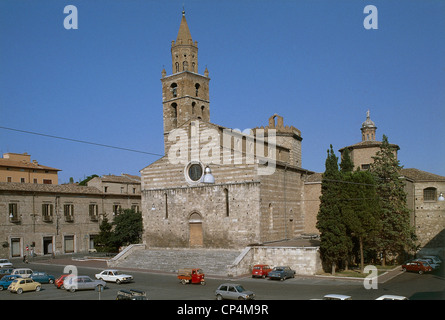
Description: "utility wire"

(0, 126), (163, 157)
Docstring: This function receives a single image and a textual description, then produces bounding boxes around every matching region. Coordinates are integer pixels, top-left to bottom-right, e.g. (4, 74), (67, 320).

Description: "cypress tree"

(316, 145), (350, 274)
(370, 135), (416, 265)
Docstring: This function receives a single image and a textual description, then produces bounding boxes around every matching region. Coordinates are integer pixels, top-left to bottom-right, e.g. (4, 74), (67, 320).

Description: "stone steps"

(113, 248), (243, 276)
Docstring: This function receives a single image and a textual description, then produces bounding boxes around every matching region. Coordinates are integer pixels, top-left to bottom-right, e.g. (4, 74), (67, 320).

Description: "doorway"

(43, 237), (53, 255)
(189, 212), (203, 247)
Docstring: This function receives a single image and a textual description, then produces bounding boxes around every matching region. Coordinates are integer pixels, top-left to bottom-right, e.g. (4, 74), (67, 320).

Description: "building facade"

(0, 152), (60, 185)
(304, 112), (445, 256)
(0, 177), (141, 258)
(141, 12), (313, 249)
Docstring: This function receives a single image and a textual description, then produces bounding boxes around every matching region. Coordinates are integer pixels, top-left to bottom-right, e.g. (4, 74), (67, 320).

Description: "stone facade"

(141, 12), (313, 249)
(0, 181), (141, 258)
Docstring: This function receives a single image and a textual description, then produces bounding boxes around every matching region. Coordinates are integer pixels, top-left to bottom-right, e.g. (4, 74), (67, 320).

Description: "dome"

(362, 110), (376, 128)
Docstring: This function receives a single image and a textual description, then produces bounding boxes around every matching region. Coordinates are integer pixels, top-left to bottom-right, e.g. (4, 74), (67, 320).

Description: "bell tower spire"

(161, 10), (210, 149)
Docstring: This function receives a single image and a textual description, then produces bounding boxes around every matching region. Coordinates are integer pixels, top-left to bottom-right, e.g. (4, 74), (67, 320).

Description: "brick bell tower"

(161, 10), (210, 138)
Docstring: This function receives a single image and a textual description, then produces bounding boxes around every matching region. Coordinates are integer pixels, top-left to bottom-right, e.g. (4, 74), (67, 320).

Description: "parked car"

(322, 294), (352, 300)
(402, 260), (432, 274)
(11, 268), (33, 278)
(0, 259), (13, 268)
(375, 295), (408, 300)
(8, 278), (41, 294)
(267, 266), (295, 281)
(215, 283), (255, 300)
(422, 255), (442, 266)
(0, 275), (22, 290)
(95, 269), (133, 284)
(63, 275), (106, 292)
(30, 271), (55, 284)
(55, 274), (70, 289)
(116, 289), (147, 300)
(417, 258), (439, 270)
(0, 268), (14, 277)
(251, 264), (272, 278)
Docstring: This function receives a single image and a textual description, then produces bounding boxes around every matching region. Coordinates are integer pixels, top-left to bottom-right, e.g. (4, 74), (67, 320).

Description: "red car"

(54, 274), (70, 289)
(252, 264), (272, 278)
(402, 260), (432, 274)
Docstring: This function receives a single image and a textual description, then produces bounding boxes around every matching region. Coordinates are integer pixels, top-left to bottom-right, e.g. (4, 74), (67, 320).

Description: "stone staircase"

(111, 248), (243, 277)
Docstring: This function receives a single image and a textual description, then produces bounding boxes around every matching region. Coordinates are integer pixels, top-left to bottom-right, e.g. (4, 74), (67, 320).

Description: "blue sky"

(1, 0), (444, 183)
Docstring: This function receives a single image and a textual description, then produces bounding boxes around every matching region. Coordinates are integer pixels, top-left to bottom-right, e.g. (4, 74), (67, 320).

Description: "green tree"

(370, 135), (416, 265)
(316, 145), (351, 274)
(340, 170), (380, 272)
(111, 209), (144, 247)
(95, 214), (116, 252)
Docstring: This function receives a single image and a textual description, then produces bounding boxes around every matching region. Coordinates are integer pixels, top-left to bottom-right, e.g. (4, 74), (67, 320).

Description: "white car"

(95, 269), (133, 284)
(322, 294), (352, 300)
(0, 259), (13, 268)
(375, 295), (408, 300)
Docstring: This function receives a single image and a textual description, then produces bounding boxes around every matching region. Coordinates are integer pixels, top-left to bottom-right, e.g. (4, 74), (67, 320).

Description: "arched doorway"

(188, 212), (203, 247)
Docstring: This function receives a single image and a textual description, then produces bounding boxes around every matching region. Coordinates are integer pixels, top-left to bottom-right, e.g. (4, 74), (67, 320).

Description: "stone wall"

(228, 245), (322, 277)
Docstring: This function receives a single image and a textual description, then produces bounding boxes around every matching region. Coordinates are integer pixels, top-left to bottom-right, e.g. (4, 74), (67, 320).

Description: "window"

(224, 188), (229, 217)
(64, 204), (74, 222)
(423, 187), (437, 201)
(43, 179), (52, 184)
(9, 203), (20, 222)
(113, 204), (121, 215)
(361, 164), (370, 170)
(195, 83), (200, 97)
(188, 163), (203, 182)
(172, 103), (178, 118)
(171, 83), (178, 97)
(89, 204), (99, 221)
(164, 193), (168, 219)
(42, 204), (54, 222)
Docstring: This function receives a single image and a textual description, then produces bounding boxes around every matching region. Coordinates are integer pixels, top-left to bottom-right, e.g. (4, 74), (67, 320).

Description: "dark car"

(267, 266), (295, 281)
(402, 260), (432, 274)
(0, 275), (22, 290)
(116, 289), (147, 300)
(30, 272), (55, 284)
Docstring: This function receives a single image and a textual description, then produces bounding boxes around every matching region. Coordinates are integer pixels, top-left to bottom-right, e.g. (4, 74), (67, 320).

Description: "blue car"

(0, 274), (22, 290)
(267, 266), (296, 281)
(30, 272), (55, 284)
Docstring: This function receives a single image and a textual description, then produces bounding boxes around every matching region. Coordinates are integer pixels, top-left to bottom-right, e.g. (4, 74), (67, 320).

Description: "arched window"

(171, 103), (178, 118)
(171, 83), (177, 97)
(423, 187), (437, 201)
(195, 83), (200, 97)
(164, 193), (168, 219)
(175, 62), (179, 73)
(192, 102), (196, 115)
(224, 188), (229, 217)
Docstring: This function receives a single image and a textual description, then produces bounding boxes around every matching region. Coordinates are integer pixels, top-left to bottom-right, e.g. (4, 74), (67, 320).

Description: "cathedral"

(140, 11), (313, 249)
(141, 11), (444, 257)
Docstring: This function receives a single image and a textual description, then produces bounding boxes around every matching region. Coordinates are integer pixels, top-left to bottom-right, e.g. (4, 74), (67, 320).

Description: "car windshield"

(273, 268), (284, 271)
(235, 285), (246, 292)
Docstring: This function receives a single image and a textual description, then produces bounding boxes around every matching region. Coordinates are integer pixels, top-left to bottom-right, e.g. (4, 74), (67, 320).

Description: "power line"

(0, 126), (163, 157)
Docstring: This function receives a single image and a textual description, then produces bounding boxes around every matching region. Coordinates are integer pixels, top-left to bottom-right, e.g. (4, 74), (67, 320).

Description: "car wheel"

(35, 286), (41, 292)
(49, 279), (54, 284)
(280, 277), (284, 281)
(216, 294), (223, 300)
(116, 279), (121, 285)
(69, 287), (76, 293)
(402, 267), (406, 272)
(0, 286), (4, 291)
(418, 270), (423, 275)
(17, 288), (23, 294)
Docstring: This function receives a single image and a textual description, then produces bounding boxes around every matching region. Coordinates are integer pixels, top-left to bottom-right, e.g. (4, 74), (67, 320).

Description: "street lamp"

(439, 192), (444, 202)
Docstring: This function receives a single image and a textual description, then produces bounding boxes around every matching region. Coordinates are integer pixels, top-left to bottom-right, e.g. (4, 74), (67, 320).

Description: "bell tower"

(161, 10), (210, 137)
